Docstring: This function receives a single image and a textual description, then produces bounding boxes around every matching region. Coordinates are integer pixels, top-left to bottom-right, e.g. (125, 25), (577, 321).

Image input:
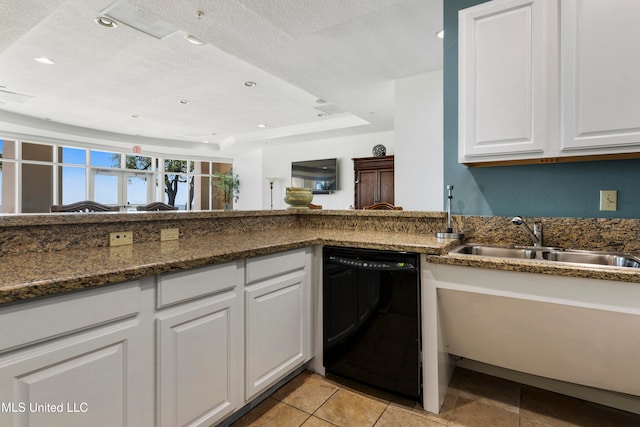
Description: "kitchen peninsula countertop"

(0, 227), (454, 305)
(3, 209), (640, 306)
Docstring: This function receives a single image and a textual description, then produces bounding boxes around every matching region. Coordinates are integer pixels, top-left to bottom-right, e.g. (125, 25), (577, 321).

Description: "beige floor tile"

(373, 404), (445, 426)
(324, 373), (393, 404)
(272, 371), (339, 413)
(230, 397), (310, 427)
(455, 370), (521, 414)
(520, 386), (640, 427)
(448, 397), (519, 427)
(315, 388), (388, 427)
(301, 415), (338, 427)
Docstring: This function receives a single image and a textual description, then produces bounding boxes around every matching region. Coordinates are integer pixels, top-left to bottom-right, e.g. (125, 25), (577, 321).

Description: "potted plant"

(213, 169), (240, 210)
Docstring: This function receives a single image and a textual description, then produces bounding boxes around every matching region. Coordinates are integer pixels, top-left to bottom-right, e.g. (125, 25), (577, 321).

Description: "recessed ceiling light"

(244, 81), (257, 87)
(95, 17), (117, 28)
(179, 99), (190, 104)
(185, 34), (206, 46)
(257, 123), (267, 128)
(131, 114), (139, 118)
(34, 57), (54, 65)
(317, 113), (327, 117)
(436, 30), (444, 39)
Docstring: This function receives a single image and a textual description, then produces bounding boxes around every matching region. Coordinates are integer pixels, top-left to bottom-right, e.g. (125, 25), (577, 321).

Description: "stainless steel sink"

(542, 250), (640, 268)
(450, 245), (536, 259)
(449, 244), (640, 269)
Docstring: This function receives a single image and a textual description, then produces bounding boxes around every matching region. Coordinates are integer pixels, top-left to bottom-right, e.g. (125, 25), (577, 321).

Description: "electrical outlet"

(599, 190), (617, 211)
(160, 228), (179, 241)
(109, 231), (133, 246)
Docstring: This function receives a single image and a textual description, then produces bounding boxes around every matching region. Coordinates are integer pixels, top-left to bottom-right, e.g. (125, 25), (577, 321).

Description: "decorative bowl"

(284, 187), (313, 209)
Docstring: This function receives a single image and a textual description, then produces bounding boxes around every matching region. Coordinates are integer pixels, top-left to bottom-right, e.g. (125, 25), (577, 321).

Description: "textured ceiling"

(0, 0), (442, 157)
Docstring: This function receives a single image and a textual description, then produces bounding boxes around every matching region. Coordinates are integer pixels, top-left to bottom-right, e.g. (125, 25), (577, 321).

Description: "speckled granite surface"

(0, 211), (454, 304)
(2, 210), (640, 305)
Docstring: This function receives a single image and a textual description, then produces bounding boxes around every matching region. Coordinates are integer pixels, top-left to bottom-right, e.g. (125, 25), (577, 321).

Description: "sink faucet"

(511, 216), (543, 246)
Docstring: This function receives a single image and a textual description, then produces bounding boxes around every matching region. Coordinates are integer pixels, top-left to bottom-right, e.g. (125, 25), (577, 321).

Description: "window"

(0, 136), (231, 213)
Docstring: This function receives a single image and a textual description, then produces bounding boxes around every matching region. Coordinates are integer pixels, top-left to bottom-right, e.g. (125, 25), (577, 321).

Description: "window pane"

(164, 173), (188, 209)
(126, 155), (152, 170)
(60, 166), (86, 204)
(0, 139), (17, 159)
(23, 142), (53, 162)
(126, 174), (149, 205)
(60, 147), (86, 165)
(22, 163), (53, 213)
(94, 172), (118, 205)
(193, 176), (211, 210)
(164, 159), (187, 173)
(194, 161), (210, 174)
(91, 150), (121, 168)
(0, 161), (18, 213)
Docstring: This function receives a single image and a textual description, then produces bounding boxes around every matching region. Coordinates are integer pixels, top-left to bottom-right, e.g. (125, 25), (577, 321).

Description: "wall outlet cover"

(109, 231), (133, 246)
(160, 228), (179, 241)
(599, 190), (617, 211)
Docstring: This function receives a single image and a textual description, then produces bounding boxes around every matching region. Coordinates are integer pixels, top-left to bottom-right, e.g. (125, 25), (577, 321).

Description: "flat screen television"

(291, 158), (338, 194)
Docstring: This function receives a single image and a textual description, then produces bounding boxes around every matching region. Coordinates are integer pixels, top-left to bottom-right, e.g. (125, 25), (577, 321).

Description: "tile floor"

(230, 368), (640, 427)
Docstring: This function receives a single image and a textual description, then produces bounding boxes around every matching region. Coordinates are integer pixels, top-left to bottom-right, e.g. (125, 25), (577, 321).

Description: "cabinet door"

(156, 292), (242, 427)
(245, 270), (308, 400)
(377, 168), (395, 205)
(458, 0), (556, 163)
(0, 321), (149, 427)
(356, 170), (377, 208)
(561, 0), (640, 153)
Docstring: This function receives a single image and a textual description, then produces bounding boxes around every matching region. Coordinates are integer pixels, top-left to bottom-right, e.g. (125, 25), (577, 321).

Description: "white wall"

(236, 69), (444, 212)
(394, 69), (444, 210)
(261, 132), (395, 210)
(233, 147), (263, 210)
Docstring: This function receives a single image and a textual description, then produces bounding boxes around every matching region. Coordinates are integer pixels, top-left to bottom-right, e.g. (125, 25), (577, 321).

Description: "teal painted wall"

(443, 0), (640, 218)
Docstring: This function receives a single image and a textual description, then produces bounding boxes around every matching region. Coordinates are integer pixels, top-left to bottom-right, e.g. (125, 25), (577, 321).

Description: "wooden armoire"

(353, 155), (394, 209)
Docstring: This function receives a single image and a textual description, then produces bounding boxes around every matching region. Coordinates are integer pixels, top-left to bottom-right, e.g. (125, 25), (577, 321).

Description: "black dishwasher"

(323, 246), (421, 400)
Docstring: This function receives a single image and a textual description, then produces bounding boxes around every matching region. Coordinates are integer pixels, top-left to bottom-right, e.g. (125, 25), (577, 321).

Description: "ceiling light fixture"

(185, 34), (206, 46)
(257, 123), (267, 128)
(315, 98), (327, 104)
(317, 113), (327, 117)
(244, 81), (256, 87)
(179, 99), (190, 104)
(95, 17), (117, 28)
(436, 30), (444, 39)
(34, 57), (54, 65)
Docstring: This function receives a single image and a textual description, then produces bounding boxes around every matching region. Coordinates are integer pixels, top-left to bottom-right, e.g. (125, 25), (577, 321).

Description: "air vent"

(102, 0), (179, 39)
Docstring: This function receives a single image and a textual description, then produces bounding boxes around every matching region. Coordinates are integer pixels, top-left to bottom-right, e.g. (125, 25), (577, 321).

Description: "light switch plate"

(109, 231), (133, 246)
(599, 190), (617, 211)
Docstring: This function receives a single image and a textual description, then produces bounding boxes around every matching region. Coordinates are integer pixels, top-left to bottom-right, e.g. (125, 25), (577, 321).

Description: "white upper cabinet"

(458, 0), (557, 163)
(459, 0), (640, 164)
(561, 0), (640, 154)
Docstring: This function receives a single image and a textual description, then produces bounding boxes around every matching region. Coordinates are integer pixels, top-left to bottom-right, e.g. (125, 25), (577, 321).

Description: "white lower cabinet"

(156, 291), (242, 427)
(0, 280), (153, 427)
(0, 248), (313, 427)
(244, 248), (313, 401)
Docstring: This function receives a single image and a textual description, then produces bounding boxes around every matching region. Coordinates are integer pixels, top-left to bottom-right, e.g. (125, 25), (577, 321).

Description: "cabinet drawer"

(157, 260), (243, 309)
(0, 281), (140, 353)
(245, 249), (307, 284)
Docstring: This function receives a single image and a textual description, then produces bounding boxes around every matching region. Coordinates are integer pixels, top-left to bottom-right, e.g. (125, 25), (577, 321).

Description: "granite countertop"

(0, 228), (454, 305)
(4, 214), (640, 306)
(426, 251), (640, 284)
